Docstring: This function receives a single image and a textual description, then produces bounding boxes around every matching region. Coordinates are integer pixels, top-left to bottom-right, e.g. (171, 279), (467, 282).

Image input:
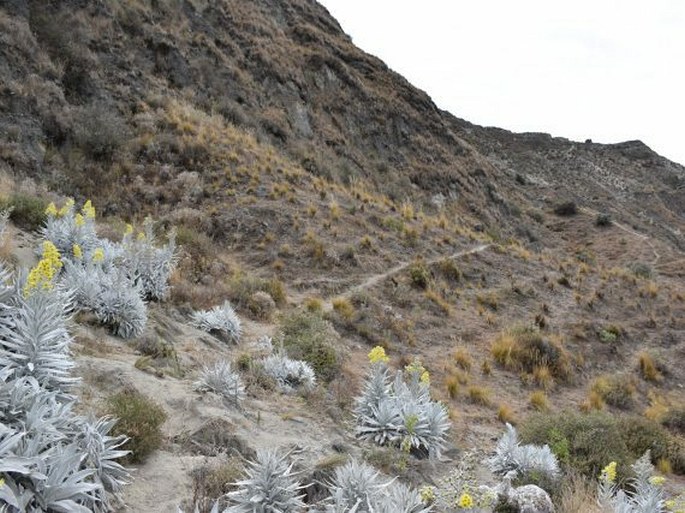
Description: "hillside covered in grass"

(1, 1), (684, 512)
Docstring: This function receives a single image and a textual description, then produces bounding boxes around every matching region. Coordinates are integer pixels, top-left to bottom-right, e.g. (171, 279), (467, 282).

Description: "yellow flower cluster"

(24, 241), (62, 296)
(59, 198), (75, 217)
(92, 247), (105, 263)
(45, 202), (58, 217)
(45, 198), (76, 218)
(137, 231), (146, 241)
(665, 497), (685, 513)
(73, 243), (83, 259)
(457, 492), (474, 509)
(419, 485), (435, 504)
(125, 223), (133, 235)
(601, 461), (617, 483)
(420, 370), (430, 385)
(82, 199), (95, 219)
(649, 475), (665, 487)
(75, 213), (85, 227)
(368, 346), (389, 364)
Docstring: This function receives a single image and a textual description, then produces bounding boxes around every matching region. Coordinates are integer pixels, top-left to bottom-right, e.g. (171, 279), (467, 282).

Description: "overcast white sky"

(318, 1), (685, 165)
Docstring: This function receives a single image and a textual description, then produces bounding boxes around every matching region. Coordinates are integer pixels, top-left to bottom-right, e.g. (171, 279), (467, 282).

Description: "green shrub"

(0, 193), (48, 231)
(106, 389), (167, 463)
(519, 411), (685, 482)
(662, 407), (685, 435)
(630, 262), (653, 279)
(72, 103), (130, 160)
(229, 272), (286, 307)
(553, 201), (577, 216)
(408, 259), (431, 289)
(595, 213), (612, 226)
(280, 311), (339, 382)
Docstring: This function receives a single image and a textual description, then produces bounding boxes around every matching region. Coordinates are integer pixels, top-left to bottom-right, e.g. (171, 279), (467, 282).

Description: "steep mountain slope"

(1, 0), (685, 511)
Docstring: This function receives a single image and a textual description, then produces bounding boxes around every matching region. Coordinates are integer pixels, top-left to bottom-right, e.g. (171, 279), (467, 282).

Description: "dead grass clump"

(491, 326), (571, 381)
(332, 296), (355, 321)
(637, 351), (662, 382)
(467, 385), (491, 406)
(453, 347), (472, 371)
(530, 390), (550, 411)
(532, 365), (554, 390)
(424, 289), (451, 316)
(186, 458), (243, 512)
(445, 376), (459, 399)
(591, 374), (636, 410)
(304, 297), (324, 312)
(497, 404), (516, 424)
(228, 272), (286, 307)
(437, 258), (462, 282)
(476, 291), (499, 310)
(580, 390), (605, 412)
(555, 473), (602, 513)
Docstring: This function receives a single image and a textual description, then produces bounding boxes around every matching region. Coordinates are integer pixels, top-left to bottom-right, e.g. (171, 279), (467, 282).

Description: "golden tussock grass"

(637, 351), (662, 382)
(467, 385), (491, 406)
(453, 347), (472, 371)
(497, 404), (516, 424)
(529, 390), (550, 411)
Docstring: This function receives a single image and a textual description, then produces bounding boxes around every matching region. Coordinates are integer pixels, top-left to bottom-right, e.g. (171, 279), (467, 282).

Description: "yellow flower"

(124, 223), (133, 235)
(0, 476), (4, 487)
(601, 461), (617, 484)
(23, 243), (61, 296)
(72, 244), (83, 259)
(45, 202), (58, 217)
(92, 248), (105, 263)
(419, 485), (435, 504)
(82, 199), (96, 219)
(457, 492), (474, 509)
(405, 358), (426, 376)
(649, 475), (665, 486)
(74, 213), (85, 227)
(42, 241), (62, 270)
(137, 231), (146, 241)
(420, 370), (430, 385)
(58, 198), (75, 217)
(368, 346), (389, 364)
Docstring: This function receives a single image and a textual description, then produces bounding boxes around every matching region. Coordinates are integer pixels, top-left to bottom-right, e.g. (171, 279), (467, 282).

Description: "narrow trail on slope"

(317, 243), (491, 312)
(580, 207), (661, 265)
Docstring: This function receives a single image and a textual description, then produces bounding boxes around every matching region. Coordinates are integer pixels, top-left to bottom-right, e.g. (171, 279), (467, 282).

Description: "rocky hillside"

(1, 1), (685, 512)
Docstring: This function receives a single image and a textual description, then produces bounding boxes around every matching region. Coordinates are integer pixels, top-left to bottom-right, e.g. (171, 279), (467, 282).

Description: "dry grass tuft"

(529, 390), (550, 411)
(497, 404), (516, 424)
(591, 374), (636, 410)
(467, 385), (491, 406)
(491, 326), (572, 380)
(637, 351), (662, 382)
(332, 296), (355, 321)
(453, 347), (472, 371)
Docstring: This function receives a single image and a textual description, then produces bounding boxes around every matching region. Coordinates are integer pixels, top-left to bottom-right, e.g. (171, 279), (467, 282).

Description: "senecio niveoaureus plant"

(225, 449), (306, 513)
(195, 360), (246, 407)
(325, 459), (431, 513)
(41, 199), (177, 338)
(487, 423), (560, 484)
(598, 451), (676, 513)
(355, 346), (450, 459)
(191, 301), (242, 343)
(0, 260), (130, 512)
